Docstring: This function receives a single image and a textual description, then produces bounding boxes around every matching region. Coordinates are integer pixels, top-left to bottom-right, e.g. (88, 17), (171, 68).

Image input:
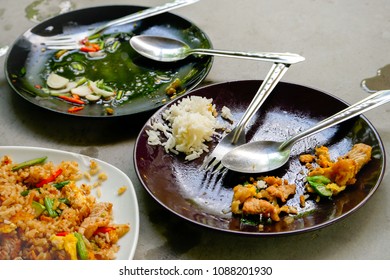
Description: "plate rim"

(0, 145), (140, 259)
(133, 79), (387, 236)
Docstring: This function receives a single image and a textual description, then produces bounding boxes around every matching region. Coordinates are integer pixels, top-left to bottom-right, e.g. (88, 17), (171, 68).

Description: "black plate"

(5, 5), (213, 117)
(134, 80), (386, 235)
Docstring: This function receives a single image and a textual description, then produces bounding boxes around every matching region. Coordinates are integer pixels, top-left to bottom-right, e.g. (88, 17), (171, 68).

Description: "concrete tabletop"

(0, 0), (389, 259)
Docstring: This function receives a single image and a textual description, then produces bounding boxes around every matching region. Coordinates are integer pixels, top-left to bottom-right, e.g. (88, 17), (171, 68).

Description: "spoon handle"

(231, 63), (290, 143)
(280, 89), (390, 150)
(94, 0), (200, 33)
(190, 48), (305, 65)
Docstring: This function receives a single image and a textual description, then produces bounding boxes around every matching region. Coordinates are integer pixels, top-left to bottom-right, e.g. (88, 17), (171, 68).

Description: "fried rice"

(0, 155), (129, 260)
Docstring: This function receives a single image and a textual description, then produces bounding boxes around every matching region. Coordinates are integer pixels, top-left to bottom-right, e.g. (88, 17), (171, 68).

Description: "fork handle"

(93, 0), (200, 35)
(231, 63), (290, 143)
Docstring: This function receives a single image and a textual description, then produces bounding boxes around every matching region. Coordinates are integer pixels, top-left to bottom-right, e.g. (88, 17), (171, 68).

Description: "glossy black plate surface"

(5, 5), (212, 117)
(134, 80), (386, 235)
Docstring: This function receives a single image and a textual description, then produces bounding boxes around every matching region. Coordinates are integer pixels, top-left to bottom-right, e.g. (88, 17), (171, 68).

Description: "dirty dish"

(134, 80), (385, 235)
(5, 5), (212, 117)
(0, 146), (139, 259)
(222, 89), (390, 173)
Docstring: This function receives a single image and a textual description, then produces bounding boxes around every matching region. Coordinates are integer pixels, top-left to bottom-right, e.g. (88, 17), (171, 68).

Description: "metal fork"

(42, 0), (200, 50)
(200, 63), (292, 174)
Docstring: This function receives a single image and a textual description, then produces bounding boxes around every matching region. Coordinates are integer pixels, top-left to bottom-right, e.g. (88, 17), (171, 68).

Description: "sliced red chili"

(68, 106), (84, 113)
(80, 46), (97, 52)
(55, 231), (69, 236)
(93, 226), (115, 235)
(36, 169), (63, 188)
(58, 95), (85, 105)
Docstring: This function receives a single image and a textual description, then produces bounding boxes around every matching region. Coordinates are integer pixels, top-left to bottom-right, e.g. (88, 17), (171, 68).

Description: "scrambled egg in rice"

(0, 156), (129, 260)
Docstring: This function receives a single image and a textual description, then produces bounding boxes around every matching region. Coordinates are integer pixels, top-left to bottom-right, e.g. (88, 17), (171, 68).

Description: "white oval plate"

(0, 146), (139, 260)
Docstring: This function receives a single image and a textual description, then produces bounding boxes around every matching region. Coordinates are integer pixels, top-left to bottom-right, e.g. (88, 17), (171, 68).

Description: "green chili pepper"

(44, 197), (58, 218)
(307, 175), (333, 197)
(74, 232), (88, 260)
(12, 156), (47, 171)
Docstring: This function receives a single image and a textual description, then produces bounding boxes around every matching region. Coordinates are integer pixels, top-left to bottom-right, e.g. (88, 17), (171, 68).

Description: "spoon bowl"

(222, 89), (390, 173)
(130, 35), (192, 62)
(225, 140), (291, 173)
(130, 35), (305, 64)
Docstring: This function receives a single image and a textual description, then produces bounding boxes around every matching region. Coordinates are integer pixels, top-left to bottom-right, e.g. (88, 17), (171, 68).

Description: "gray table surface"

(1, 0), (389, 260)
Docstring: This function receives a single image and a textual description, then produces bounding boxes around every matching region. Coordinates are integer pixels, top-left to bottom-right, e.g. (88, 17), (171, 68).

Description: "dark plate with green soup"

(5, 5), (213, 117)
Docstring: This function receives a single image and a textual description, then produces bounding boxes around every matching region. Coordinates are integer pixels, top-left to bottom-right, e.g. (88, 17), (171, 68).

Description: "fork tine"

(43, 40), (78, 46)
(199, 155), (215, 170)
(211, 163), (226, 175)
(43, 45), (79, 50)
(203, 158), (221, 172)
(46, 34), (75, 41)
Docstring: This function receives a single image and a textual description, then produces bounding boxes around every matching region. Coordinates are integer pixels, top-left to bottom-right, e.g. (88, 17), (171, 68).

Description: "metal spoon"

(130, 35), (305, 64)
(221, 89), (390, 173)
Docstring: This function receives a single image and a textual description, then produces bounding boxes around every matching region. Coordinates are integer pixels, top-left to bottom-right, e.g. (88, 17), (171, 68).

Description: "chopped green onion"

(99, 41), (105, 50)
(76, 77), (88, 86)
(87, 33), (101, 41)
(116, 90), (124, 100)
(70, 62), (84, 72)
(111, 41), (120, 52)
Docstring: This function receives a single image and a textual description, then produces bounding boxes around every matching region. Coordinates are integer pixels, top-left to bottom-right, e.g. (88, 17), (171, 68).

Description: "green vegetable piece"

(74, 232), (89, 260)
(87, 33), (101, 41)
(109, 40), (120, 52)
(12, 156), (48, 171)
(32, 201), (46, 217)
(76, 77), (87, 87)
(70, 62), (84, 72)
(53, 180), (70, 190)
(116, 90), (124, 100)
(21, 190), (30, 197)
(44, 197), (58, 218)
(58, 197), (71, 206)
(20, 67), (26, 76)
(307, 176), (333, 197)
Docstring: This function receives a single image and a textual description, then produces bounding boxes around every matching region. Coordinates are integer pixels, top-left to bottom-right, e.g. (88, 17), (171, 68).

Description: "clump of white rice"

(146, 96), (232, 161)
